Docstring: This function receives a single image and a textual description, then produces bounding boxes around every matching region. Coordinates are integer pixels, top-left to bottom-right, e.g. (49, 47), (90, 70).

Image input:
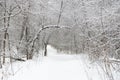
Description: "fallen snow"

(0, 45), (120, 80)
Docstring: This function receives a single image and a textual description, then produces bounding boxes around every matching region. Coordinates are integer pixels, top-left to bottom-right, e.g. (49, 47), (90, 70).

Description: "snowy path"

(8, 55), (89, 80)
(7, 46), (106, 80)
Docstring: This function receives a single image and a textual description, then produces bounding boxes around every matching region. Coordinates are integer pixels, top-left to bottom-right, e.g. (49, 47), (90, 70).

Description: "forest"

(0, 0), (120, 80)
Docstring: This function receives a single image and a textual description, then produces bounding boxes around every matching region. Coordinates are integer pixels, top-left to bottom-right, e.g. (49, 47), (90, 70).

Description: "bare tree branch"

(28, 25), (70, 46)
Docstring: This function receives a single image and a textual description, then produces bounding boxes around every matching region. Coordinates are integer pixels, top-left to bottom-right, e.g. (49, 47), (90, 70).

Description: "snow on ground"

(0, 45), (120, 80)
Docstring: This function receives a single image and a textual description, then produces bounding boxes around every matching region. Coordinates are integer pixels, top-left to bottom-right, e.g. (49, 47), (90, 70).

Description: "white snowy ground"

(0, 45), (120, 80)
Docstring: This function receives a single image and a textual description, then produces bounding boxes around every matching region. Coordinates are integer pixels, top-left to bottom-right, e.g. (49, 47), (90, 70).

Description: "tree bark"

(57, 1), (63, 26)
(73, 35), (78, 54)
(0, 53), (2, 68)
(44, 43), (47, 56)
(28, 41), (35, 59)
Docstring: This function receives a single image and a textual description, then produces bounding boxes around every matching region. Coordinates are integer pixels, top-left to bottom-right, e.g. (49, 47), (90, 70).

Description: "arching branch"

(28, 25), (70, 46)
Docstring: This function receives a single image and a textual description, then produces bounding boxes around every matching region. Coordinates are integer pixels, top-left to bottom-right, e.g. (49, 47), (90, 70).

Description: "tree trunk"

(0, 54), (2, 68)
(57, 1), (63, 26)
(3, 32), (7, 64)
(27, 54), (33, 59)
(27, 39), (35, 60)
(44, 43), (47, 56)
(2, 0), (7, 64)
(73, 35), (78, 54)
(7, 14), (11, 63)
(25, 27), (29, 60)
